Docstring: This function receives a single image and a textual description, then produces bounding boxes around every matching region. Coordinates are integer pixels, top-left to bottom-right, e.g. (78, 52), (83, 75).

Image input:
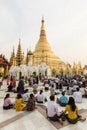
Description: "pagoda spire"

(10, 47), (16, 66)
(40, 16), (46, 38)
(16, 39), (24, 66)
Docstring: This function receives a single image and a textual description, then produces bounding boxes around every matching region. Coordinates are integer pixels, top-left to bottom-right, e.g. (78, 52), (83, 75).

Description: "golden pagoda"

(10, 18), (67, 74)
(16, 39), (24, 66)
(32, 17), (65, 73)
(10, 47), (16, 66)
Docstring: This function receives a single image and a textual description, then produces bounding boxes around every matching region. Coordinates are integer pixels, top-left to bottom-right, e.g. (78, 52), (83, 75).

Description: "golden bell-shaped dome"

(35, 17), (51, 52)
(33, 17), (65, 72)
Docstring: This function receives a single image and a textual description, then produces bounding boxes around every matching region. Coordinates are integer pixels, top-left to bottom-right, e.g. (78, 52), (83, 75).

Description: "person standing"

(17, 76), (25, 94)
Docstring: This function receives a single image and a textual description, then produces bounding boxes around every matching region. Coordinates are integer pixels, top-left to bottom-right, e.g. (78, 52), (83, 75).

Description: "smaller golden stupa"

(10, 39), (24, 66)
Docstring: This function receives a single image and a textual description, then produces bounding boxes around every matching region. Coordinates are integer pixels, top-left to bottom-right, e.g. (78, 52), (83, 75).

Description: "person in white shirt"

(50, 84), (55, 96)
(72, 83), (79, 93)
(73, 87), (82, 103)
(22, 89), (29, 102)
(46, 95), (63, 125)
(36, 90), (45, 103)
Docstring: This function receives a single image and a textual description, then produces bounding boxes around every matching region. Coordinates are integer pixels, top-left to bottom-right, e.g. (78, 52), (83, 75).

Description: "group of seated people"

(46, 95), (86, 125)
(3, 89), (47, 111)
(3, 93), (36, 111)
(3, 82), (86, 125)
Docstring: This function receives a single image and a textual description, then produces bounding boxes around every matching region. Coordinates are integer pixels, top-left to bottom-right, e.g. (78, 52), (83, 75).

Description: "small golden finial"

(19, 38), (21, 44)
(42, 15), (44, 22)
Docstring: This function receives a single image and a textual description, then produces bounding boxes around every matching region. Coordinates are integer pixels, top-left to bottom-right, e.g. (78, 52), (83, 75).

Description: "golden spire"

(40, 16), (46, 38)
(16, 39), (24, 66)
(35, 17), (51, 51)
(10, 47), (16, 66)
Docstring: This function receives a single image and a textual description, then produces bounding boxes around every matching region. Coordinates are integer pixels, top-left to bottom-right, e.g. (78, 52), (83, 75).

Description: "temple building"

(0, 54), (10, 76)
(10, 18), (66, 74)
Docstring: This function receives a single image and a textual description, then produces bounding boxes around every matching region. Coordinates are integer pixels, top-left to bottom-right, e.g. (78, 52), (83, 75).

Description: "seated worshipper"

(46, 95), (63, 125)
(26, 93), (36, 111)
(63, 97), (86, 124)
(80, 86), (85, 97)
(84, 86), (87, 97)
(57, 91), (68, 106)
(7, 81), (13, 92)
(15, 94), (26, 111)
(36, 90), (46, 103)
(3, 94), (14, 110)
(73, 87), (82, 103)
(66, 86), (71, 95)
(72, 83), (79, 93)
(44, 79), (49, 91)
(50, 84), (55, 96)
(22, 89), (29, 102)
(17, 76), (25, 94)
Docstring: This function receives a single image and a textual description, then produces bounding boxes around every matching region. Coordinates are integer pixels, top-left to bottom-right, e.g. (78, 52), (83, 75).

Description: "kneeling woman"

(15, 94), (26, 111)
(3, 93), (14, 110)
(64, 97), (86, 124)
(26, 93), (36, 111)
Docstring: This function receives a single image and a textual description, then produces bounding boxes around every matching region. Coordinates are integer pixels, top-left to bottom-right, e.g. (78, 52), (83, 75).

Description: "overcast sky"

(0, 0), (87, 67)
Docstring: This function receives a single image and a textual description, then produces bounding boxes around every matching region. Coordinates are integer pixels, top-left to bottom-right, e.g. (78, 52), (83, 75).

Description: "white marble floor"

(0, 80), (87, 130)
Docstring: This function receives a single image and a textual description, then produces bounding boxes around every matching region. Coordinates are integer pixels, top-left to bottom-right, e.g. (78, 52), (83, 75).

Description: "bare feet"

(79, 117), (86, 122)
(59, 119), (63, 125)
(80, 118), (86, 122)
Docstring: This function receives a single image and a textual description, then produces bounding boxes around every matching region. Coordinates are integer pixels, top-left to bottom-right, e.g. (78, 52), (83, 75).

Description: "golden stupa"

(10, 17), (66, 74)
(10, 39), (24, 66)
(32, 17), (65, 73)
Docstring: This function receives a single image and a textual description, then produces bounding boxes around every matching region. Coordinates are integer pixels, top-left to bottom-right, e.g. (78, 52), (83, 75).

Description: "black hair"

(4, 93), (10, 100)
(68, 97), (76, 111)
(25, 89), (28, 93)
(30, 93), (34, 99)
(17, 94), (22, 99)
(50, 95), (55, 101)
(40, 90), (43, 94)
(51, 84), (54, 88)
(76, 87), (79, 91)
(62, 91), (65, 96)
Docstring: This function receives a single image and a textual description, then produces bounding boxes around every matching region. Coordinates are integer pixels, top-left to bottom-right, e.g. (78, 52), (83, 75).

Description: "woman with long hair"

(26, 93), (36, 111)
(64, 97), (86, 123)
(3, 93), (14, 110)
